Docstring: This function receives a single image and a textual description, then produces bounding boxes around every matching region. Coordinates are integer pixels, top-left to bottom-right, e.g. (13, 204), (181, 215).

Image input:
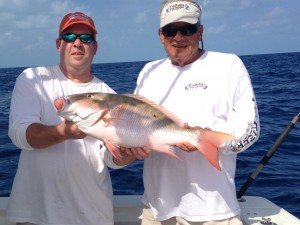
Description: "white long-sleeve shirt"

(7, 65), (121, 225)
(134, 51), (260, 222)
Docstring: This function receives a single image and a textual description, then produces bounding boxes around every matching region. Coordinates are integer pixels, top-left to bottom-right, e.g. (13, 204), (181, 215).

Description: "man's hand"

(122, 147), (152, 160)
(57, 120), (86, 140)
(26, 120), (86, 149)
(175, 123), (197, 152)
(113, 147), (152, 166)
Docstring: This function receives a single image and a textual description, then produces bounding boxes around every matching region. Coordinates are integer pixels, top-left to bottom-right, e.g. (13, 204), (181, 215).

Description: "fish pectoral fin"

(104, 140), (122, 159)
(102, 117), (124, 127)
(154, 146), (181, 160)
(102, 103), (127, 127)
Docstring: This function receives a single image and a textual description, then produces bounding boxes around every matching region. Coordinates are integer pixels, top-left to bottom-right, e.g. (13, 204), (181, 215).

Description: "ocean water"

(0, 52), (299, 218)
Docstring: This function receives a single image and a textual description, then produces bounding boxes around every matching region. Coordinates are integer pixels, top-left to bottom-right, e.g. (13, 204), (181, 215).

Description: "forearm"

(26, 123), (66, 149)
(220, 77), (260, 154)
(25, 120), (86, 149)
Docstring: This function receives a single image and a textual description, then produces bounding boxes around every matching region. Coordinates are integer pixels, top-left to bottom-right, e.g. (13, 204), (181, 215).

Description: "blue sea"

(0, 52), (299, 218)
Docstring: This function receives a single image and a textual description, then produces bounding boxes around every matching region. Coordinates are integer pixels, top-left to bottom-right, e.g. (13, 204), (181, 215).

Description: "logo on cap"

(68, 13), (91, 23)
(59, 12), (97, 35)
(166, 3), (190, 13)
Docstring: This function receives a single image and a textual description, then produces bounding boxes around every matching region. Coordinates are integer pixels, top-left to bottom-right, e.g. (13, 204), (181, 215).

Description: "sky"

(1, 0), (300, 68)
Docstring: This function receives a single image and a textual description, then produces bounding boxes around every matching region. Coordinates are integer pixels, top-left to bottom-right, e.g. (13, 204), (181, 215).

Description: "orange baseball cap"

(59, 12), (97, 35)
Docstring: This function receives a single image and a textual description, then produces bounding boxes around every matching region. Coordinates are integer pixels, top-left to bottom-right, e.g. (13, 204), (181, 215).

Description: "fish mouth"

(55, 96), (72, 115)
(55, 95), (104, 124)
(58, 97), (67, 111)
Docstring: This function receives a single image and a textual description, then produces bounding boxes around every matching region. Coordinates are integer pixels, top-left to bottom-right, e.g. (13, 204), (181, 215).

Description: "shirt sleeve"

(8, 68), (42, 150)
(219, 57), (260, 154)
(134, 63), (149, 95)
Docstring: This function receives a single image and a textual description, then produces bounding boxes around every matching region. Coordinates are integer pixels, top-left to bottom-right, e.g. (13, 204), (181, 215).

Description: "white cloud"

(13, 15), (50, 29)
(206, 24), (227, 34)
(265, 7), (285, 18)
(134, 11), (149, 24)
(0, 0), (299, 68)
(239, 0), (252, 9)
(200, 0), (252, 21)
(240, 6), (286, 34)
(242, 20), (269, 29)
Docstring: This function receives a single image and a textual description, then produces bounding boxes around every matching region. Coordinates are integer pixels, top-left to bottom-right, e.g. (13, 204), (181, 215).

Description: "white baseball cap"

(160, 0), (202, 28)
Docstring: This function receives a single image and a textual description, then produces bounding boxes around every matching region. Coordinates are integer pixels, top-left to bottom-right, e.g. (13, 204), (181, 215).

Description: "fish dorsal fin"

(122, 93), (184, 126)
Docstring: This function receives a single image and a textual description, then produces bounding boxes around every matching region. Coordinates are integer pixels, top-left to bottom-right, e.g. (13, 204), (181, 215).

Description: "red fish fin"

(195, 129), (236, 171)
(155, 147), (182, 160)
(196, 141), (221, 170)
(104, 140), (122, 159)
(102, 117), (123, 127)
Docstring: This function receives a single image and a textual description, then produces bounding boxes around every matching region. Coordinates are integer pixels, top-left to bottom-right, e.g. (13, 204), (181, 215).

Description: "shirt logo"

(185, 83), (208, 91)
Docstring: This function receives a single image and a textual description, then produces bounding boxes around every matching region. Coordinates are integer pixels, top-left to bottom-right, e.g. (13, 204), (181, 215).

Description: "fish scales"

(54, 92), (235, 170)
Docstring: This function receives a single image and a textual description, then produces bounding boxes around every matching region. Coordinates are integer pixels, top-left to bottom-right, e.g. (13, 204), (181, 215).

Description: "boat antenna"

(237, 112), (300, 200)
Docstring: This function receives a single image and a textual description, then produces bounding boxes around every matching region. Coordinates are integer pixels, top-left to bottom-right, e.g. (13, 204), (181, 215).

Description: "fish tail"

(195, 129), (235, 171)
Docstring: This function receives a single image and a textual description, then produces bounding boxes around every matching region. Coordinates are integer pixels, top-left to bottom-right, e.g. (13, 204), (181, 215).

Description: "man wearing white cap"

(134, 0), (260, 224)
(7, 12), (146, 225)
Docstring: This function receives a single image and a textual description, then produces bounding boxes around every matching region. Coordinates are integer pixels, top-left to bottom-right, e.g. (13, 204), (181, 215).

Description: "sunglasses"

(60, 33), (95, 44)
(161, 24), (200, 37)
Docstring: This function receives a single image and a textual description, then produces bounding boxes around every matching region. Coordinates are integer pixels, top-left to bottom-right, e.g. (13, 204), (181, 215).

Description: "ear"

(56, 38), (62, 53)
(93, 41), (98, 55)
(158, 29), (165, 44)
(197, 25), (204, 42)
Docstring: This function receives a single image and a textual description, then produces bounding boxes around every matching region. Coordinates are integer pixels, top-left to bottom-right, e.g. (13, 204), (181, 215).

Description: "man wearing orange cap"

(7, 12), (145, 225)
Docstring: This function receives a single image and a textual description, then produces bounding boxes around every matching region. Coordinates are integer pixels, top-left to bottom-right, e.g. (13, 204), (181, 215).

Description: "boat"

(1, 115), (299, 225)
(1, 195), (300, 225)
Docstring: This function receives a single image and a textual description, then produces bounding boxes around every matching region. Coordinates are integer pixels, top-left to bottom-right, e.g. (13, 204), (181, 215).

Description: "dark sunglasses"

(161, 23), (200, 37)
(60, 33), (94, 44)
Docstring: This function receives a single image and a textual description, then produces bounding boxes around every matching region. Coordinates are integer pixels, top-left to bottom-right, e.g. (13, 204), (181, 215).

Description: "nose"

(173, 31), (184, 40)
(73, 37), (82, 47)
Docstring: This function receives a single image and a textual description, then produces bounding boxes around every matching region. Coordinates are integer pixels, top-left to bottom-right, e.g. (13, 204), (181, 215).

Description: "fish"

(54, 92), (235, 170)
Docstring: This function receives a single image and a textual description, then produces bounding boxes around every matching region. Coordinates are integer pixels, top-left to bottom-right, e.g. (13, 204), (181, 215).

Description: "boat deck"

(1, 195), (299, 225)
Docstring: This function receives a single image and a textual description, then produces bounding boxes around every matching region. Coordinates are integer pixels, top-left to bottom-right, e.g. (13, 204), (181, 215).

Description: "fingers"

(75, 131), (87, 139)
(176, 142), (197, 152)
(120, 147), (152, 160)
(132, 147), (152, 160)
(183, 123), (189, 129)
(60, 120), (86, 139)
(182, 123), (203, 131)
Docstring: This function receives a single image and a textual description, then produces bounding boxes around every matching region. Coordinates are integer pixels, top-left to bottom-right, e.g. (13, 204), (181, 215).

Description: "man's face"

(57, 24), (97, 72)
(159, 22), (203, 67)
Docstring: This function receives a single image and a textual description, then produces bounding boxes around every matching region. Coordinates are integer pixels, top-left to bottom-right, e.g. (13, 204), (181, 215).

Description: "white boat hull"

(1, 195), (299, 225)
